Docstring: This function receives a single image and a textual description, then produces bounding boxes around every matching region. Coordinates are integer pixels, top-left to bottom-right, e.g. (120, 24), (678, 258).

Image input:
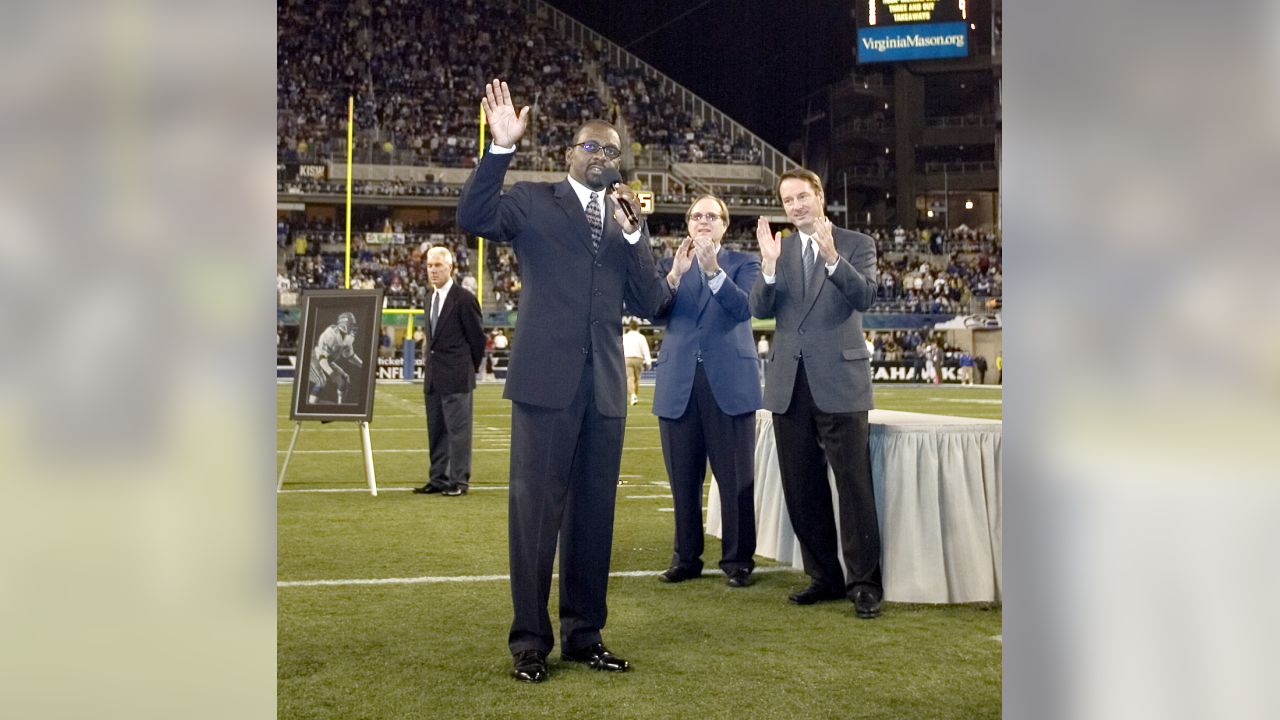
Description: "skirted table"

(707, 409), (1002, 603)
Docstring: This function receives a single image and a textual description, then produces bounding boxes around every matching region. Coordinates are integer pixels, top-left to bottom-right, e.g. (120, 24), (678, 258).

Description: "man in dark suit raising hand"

(457, 78), (672, 683)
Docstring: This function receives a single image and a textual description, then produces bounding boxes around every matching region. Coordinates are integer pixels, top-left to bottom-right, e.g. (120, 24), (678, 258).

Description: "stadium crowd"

(278, 0), (764, 172)
(606, 68), (760, 165)
(867, 331), (994, 385)
(278, 197), (1000, 318)
(276, 0), (1000, 320)
(278, 213), (1000, 317)
(278, 0), (600, 170)
(277, 217), (474, 308)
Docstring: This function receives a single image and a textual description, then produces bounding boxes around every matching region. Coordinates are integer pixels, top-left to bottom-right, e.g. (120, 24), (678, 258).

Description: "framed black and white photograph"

(290, 289), (383, 422)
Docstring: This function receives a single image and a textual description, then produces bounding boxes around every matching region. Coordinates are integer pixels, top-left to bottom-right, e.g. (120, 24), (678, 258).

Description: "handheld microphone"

(600, 167), (639, 226)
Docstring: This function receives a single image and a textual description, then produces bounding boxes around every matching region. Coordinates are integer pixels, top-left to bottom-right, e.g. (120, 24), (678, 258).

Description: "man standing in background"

(413, 246), (485, 497)
(622, 319), (651, 406)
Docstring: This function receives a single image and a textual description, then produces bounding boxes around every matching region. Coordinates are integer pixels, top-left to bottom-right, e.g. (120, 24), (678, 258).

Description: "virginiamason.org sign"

(857, 21), (968, 63)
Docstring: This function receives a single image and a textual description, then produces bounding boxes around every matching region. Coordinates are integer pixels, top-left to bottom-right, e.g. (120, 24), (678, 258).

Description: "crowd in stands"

(278, 209), (1000, 318)
(869, 252), (1002, 315)
(276, 216), (474, 308)
(868, 331), (993, 384)
(651, 185), (776, 208)
(870, 331), (959, 365)
(277, 177), (463, 198)
(606, 68), (760, 165)
(278, 0), (600, 171)
(863, 224), (1000, 257)
(488, 246), (521, 312)
(856, 225), (1002, 314)
(277, 176), (782, 208)
(278, 0), (766, 173)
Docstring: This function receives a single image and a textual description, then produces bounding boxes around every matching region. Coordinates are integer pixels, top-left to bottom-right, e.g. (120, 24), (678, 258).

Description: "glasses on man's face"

(689, 212), (723, 223)
(574, 141), (622, 159)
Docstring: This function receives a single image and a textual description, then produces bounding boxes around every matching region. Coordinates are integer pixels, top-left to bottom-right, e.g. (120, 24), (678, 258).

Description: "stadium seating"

(277, 213), (1001, 319)
(276, 0), (1000, 320)
(278, 0), (774, 173)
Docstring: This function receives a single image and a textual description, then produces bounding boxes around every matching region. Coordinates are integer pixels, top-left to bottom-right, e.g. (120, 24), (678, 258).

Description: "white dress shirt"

(761, 231), (839, 284)
(490, 143), (641, 245)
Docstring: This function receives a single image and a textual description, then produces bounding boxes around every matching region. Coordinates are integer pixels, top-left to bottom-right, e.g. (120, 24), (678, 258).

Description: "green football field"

(278, 383), (1002, 719)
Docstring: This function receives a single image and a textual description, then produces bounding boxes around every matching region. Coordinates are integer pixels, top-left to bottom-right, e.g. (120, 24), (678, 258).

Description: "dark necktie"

(585, 192), (602, 253)
(430, 291), (440, 335)
(802, 239), (816, 295)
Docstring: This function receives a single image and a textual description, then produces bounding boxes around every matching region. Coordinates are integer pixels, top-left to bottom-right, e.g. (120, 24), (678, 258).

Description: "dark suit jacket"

(749, 226), (878, 414)
(456, 151), (671, 418)
(424, 284), (486, 395)
(651, 248), (763, 419)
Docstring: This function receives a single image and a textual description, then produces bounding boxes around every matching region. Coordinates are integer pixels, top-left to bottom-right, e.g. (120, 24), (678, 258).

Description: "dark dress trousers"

(457, 150), (671, 656)
(749, 226), (883, 599)
(651, 249), (762, 574)
(423, 284), (486, 491)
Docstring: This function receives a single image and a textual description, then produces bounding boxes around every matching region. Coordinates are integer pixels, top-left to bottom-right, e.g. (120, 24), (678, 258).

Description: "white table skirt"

(707, 409), (1002, 603)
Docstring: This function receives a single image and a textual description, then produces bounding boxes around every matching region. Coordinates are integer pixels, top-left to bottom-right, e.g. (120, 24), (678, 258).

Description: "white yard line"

(279, 565), (799, 588)
(279, 486), (667, 495)
(279, 486), (508, 493)
(278, 447), (664, 454)
(278, 448), (428, 454)
(277, 427), (423, 432)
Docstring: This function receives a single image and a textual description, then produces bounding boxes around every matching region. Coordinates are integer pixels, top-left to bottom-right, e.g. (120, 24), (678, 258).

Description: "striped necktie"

(802, 239), (816, 295)
(585, 192), (602, 253)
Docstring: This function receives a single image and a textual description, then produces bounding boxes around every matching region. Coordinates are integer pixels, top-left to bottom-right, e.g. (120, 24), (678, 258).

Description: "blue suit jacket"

(651, 248), (763, 419)
(456, 151), (672, 418)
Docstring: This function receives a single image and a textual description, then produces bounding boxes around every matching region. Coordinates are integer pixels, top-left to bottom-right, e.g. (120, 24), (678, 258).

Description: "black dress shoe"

(853, 590), (882, 619)
(412, 485), (445, 494)
(788, 582), (845, 605)
(561, 643), (630, 672)
(512, 649), (548, 683)
(659, 566), (701, 583)
(726, 568), (754, 587)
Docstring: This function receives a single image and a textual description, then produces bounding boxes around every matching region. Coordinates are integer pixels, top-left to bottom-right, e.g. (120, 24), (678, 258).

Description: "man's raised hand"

(757, 217), (781, 274)
(480, 78), (530, 148)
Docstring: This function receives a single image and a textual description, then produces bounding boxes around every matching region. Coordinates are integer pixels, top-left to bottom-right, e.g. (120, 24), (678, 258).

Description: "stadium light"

(965, 200), (974, 210)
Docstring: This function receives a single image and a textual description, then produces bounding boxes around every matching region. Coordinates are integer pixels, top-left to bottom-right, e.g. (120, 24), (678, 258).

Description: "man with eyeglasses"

(750, 168), (884, 620)
(650, 195), (762, 589)
(457, 79), (672, 684)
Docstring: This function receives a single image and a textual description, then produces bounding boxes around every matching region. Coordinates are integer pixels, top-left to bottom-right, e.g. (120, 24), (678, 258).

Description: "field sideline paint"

(279, 566), (799, 588)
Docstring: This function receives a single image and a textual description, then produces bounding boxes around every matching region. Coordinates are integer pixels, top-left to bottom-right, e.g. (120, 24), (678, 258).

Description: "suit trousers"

(507, 367), (625, 656)
(658, 364), (757, 574)
(772, 360), (882, 598)
(425, 390), (473, 491)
